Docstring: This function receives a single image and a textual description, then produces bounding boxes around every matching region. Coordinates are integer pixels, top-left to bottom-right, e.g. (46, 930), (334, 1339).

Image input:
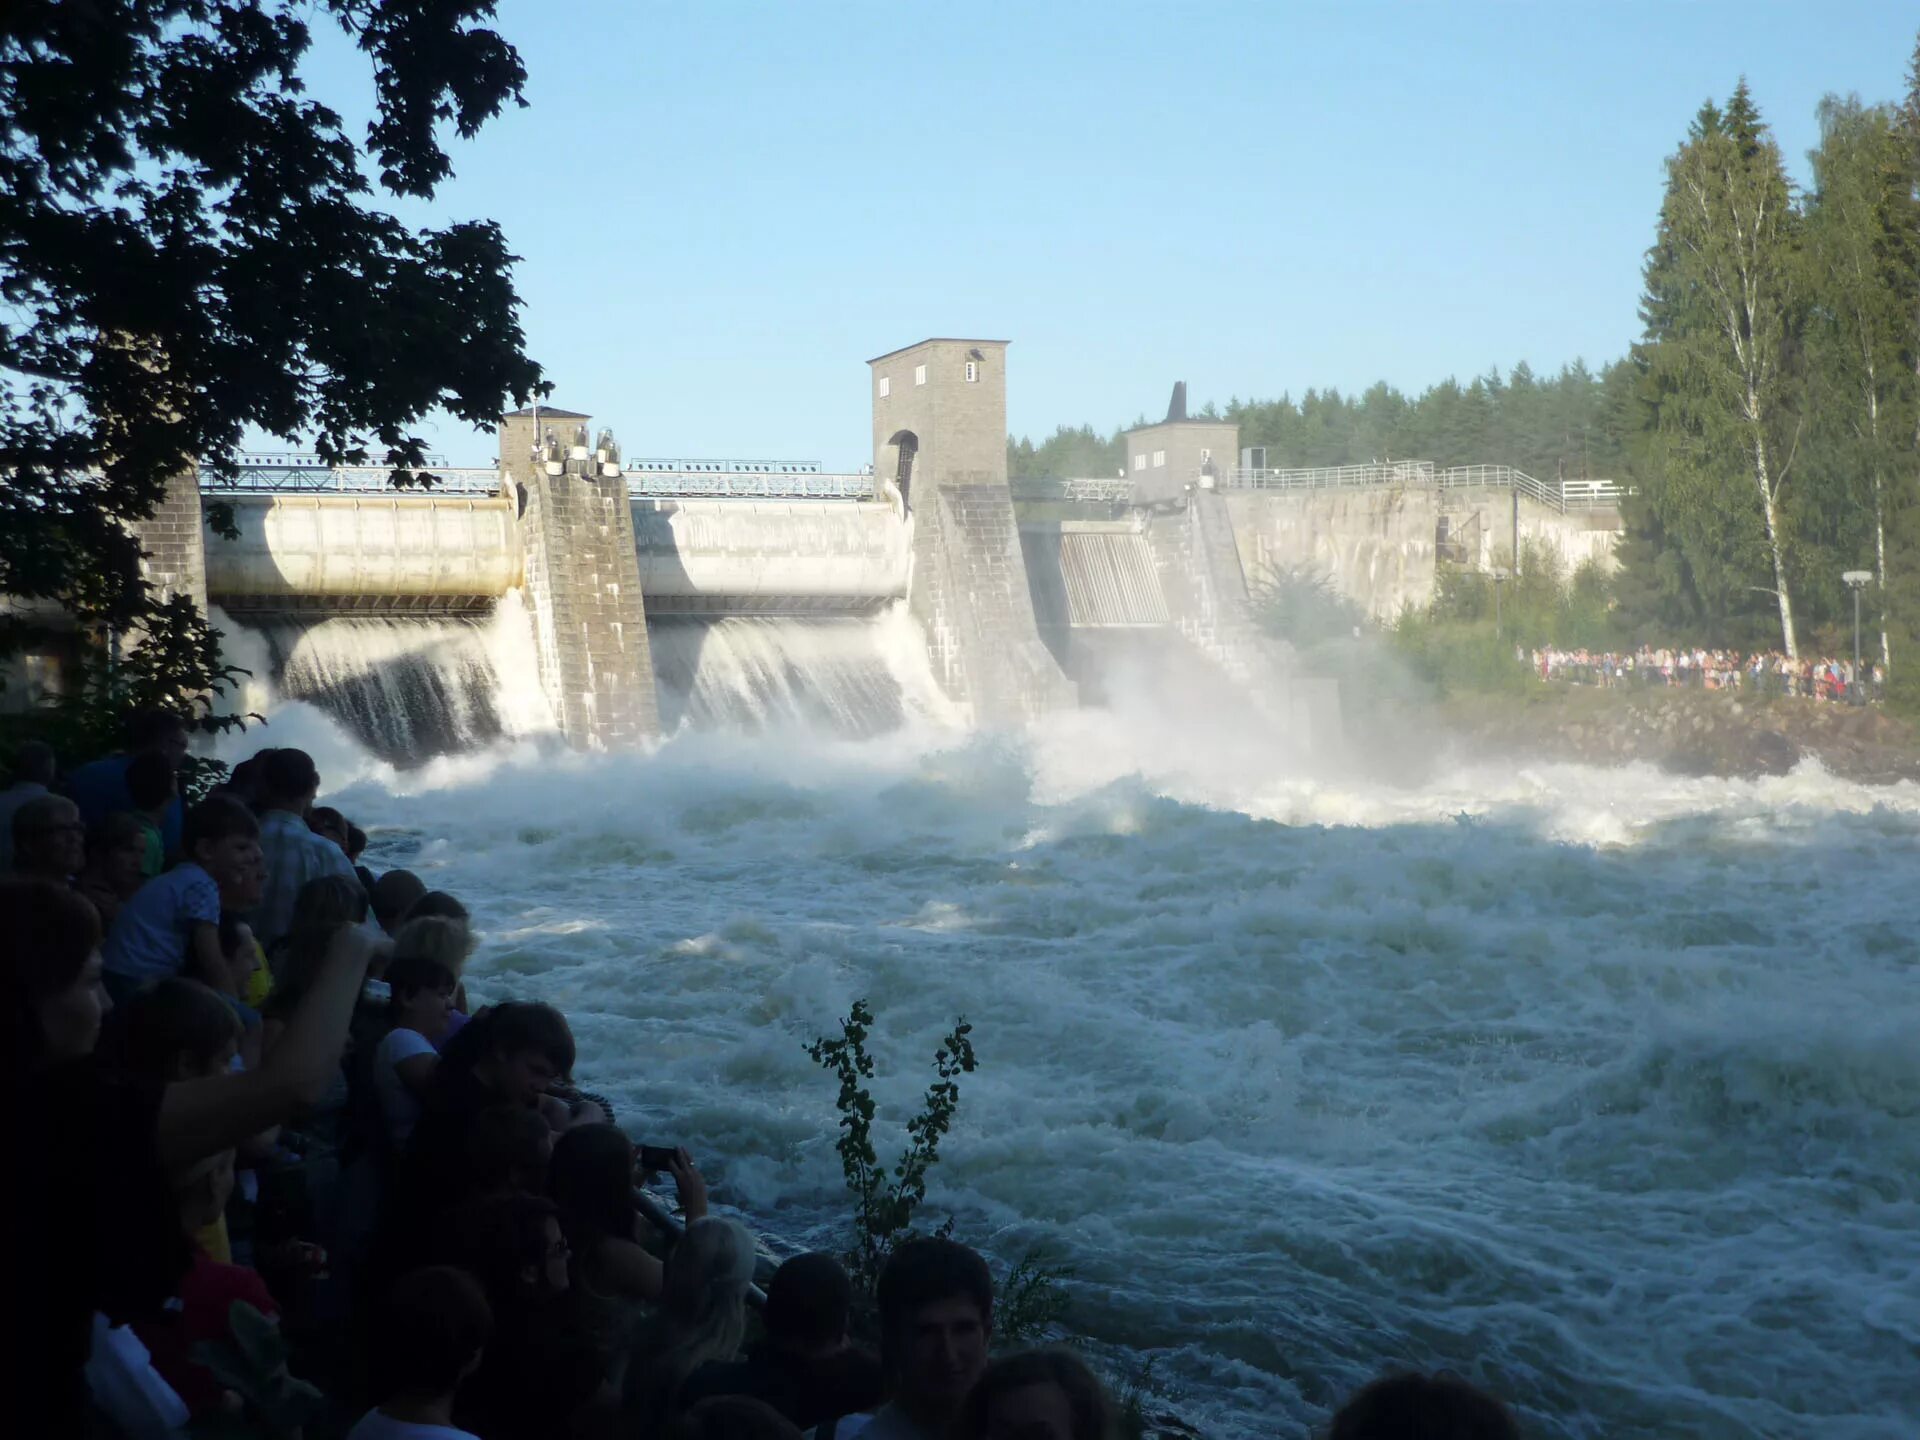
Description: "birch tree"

(1643, 83), (1807, 656)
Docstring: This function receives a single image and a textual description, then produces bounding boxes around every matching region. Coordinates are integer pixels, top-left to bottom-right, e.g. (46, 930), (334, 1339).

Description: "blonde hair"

(624, 1218), (759, 1431)
(392, 914), (475, 975)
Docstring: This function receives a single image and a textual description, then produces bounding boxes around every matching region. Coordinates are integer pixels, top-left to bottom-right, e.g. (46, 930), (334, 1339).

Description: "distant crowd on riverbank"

(1527, 644), (1883, 702)
(7, 709), (1527, 1440)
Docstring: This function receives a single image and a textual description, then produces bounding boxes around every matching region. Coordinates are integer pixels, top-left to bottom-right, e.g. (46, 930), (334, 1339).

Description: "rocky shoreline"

(1435, 685), (1920, 785)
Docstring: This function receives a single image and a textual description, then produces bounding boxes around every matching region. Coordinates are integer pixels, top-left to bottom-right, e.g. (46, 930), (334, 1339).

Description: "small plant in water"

(806, 998), (976, 1296)
(808, 998), (1074, 1342)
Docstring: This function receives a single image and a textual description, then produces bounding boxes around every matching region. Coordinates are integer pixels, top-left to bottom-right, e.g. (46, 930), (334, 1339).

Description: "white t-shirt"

(373, 1027), (437, 1147)
(346, 1409), (480, 1440)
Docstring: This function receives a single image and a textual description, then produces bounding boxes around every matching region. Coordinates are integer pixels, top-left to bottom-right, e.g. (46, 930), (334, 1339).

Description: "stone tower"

(867, 339), (1070, 721)
(499, 406), (658, 748)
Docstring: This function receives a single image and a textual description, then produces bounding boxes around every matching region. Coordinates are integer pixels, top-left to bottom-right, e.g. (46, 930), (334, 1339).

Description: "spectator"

(217, 747), (278, 810)
(64, 708), (191, 854)
(860, 1238), (994, 1440)
(77, 811), (150, 931)
(125, 750), (178, 877)
(385, 1003), (583, 1266)
(550, 1126), (708, 1305)
(0, 738), (55, 870)
(1328, 1372), (1519, 1440)
(668, 1397), (804, 1440)
(12, 792), (86, 882)
(448, 1191), (610, 1440)
(132, 1147), (292, 1421)
(352, 1266), (493, 1440)
(464, 1104), (557, 1199)
(221, 912), (272, 1013)
(623, 1217), (761, 1436)
(372, 869), (429, 937)
(408, 889), (472, 925)
(348, 822), (377, 894)
(264, 873), (372, 1017)
(309, 804), (351, 854)
(373, 952), (460, 1151)
(103, 976), (242, 1087)
(7, 877), (380, 1430)
(955, 1350), (1114, 1440)
(394, 913), (474, 978)
(681, 1251), (882, 1432)
(251, 747), (363, 949)
(102, 796), (265, 1002)
(392, 911), (475, 1029)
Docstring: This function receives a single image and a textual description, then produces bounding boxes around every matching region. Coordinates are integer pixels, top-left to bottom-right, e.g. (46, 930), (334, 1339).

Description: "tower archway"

(887, 429), (918, 514)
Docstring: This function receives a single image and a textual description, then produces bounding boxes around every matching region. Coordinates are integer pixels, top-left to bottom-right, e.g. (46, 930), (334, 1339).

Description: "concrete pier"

(502, 409), (658, 748)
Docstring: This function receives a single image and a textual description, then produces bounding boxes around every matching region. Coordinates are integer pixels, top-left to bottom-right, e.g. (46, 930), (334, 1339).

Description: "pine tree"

(1802, 95), (1919, 666)
(1886, 30), (1920, 701)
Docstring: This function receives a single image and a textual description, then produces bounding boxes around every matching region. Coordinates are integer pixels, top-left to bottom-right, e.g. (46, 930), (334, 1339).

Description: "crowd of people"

(1527, 643), (1884, 701)
(5, 709), (1528, 1440)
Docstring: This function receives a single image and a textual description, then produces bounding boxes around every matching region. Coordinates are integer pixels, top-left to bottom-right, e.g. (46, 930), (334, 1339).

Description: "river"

(219, 677), (1920, 1439)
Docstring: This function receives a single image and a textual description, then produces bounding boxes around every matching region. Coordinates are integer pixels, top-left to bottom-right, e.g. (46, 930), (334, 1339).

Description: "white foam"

(283, 716), (1920, 1438)
(204, 622), (1920, 1437)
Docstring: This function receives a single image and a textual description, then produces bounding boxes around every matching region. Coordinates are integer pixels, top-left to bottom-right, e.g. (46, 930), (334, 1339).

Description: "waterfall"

(239, 596), (557, 766)
(648, 608), (957, 736)
(220, 598), (954, 762)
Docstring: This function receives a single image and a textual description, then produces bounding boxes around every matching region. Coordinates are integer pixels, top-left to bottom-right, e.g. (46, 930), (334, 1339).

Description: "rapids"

(215, 694), (1920, 1439)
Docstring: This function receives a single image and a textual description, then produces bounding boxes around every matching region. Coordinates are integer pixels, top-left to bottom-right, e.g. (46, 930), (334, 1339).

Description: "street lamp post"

(1843, 570), (1872, 704)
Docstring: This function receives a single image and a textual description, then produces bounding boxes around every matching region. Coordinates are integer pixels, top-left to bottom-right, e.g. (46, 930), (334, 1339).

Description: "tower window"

(1132, 453), (1146, 472)
(878, 376), (891, 398)
(964, 361), (978, 383)
(1152, 450), (1166, 468)
(914, 364), (927, 386)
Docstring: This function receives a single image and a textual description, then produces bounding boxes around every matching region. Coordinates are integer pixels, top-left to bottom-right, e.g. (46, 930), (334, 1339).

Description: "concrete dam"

(117, 339), (1619, 760)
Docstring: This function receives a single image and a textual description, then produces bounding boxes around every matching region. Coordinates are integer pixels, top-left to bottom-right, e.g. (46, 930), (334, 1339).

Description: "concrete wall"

(920, 485), (1074, 721)
(134, 468), (210, 615)
(1225, 487), (1440, 622)
(518, 466), (658, 747)
(1125, 419), (1239, 506)
(1224, 485), (1623, 620)
(633, 499), (907, 613)
(1144, 490), (1342, 750)
(205, 494), (521, 610)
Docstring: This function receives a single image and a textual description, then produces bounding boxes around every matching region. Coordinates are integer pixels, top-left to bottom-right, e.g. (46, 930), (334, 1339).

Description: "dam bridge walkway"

(200, 453), (877, 500)
(1013, 462), (1628, 515)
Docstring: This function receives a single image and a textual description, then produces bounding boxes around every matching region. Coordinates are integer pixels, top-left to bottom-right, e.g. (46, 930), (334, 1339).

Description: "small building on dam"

(8, 339), (1624, 758)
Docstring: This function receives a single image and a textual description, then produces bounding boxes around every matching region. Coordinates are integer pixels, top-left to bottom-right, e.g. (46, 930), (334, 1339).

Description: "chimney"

(1166, 381), (1188, 423)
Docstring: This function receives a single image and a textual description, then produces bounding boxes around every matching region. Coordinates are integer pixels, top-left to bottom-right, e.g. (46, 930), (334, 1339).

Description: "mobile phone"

(636, 1144), (678, 1172)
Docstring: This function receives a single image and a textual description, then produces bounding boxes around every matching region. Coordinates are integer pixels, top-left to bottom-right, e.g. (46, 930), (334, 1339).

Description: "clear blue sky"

(297, 1), (1914, 468)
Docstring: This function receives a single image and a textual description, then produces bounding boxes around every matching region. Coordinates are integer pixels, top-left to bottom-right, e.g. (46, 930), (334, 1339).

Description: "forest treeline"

(1012, 37), (1920, 694)
(1008, 359), (1636, 487)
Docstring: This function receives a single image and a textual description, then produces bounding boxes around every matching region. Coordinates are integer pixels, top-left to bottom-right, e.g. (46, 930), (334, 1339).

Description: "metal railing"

(1226, 460), (1629, 514)
(201, 454), (875, 500)
(1229, 460), (1438, 493)
(627, 472), (875, 500)
(201, 459), (504, 494)
(623, 458), (835, 476)
(1010, 475), (1137, 503)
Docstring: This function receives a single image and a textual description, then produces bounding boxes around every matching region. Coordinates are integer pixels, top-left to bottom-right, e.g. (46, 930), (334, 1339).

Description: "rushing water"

(649, 610), (958, 735)
(218, 683), (1920, 1440)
